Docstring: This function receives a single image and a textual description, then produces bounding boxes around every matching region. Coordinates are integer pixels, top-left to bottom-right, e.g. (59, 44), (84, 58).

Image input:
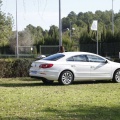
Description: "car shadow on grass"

(73, 80), (112, 85)
(0, 78), (113, 87)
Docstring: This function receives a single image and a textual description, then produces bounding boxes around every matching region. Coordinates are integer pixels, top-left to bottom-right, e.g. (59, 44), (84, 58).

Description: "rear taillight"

(39, 64), (53, 68)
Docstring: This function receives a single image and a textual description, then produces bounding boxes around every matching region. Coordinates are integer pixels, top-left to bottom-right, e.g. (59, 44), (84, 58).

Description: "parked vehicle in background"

(36, 55), (46, 59)
(29, 52), (120, 85)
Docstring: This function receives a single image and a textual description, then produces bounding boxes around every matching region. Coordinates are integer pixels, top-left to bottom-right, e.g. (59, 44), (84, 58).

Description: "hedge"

(113, 58), (120, 63)
(0, 57), (120, 78)
(0, 58), (34, 78)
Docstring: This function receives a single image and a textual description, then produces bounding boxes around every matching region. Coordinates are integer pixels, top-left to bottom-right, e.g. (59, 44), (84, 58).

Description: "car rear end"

(29, 60), (61, 80)
(29, 52), (76, 81)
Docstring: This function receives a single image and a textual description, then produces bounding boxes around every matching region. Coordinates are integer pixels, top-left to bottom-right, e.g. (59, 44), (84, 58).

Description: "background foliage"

(0, 0), (120, 55)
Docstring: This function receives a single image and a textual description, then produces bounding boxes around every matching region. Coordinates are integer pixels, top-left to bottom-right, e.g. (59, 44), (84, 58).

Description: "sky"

(1, 0), (120, 31)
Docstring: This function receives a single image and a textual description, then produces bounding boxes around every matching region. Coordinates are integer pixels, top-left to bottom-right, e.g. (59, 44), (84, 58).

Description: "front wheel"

(59, 70), (74, 85)
(113, 69), (120, 83)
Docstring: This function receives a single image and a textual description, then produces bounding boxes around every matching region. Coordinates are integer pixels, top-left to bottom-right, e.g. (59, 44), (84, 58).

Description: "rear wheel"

(59, 70), (74, 85)
(113, 69), (120, 83)
(42, 78), (54, 84)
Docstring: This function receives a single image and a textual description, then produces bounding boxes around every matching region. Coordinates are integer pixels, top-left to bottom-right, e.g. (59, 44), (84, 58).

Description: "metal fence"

(80, 42), (120, 58)
(0, 46), (36, 58)
(40, 45), (59, 56)
(1, 43), (120, 58)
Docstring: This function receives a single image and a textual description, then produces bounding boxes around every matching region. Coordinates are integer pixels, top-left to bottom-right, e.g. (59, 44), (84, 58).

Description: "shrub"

(113, 58), (120, 63)
(0, 58), (34, 78)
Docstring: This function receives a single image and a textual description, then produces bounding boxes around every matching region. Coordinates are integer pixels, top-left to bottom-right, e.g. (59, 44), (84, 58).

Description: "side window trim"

(86, 54), (106, 63)
(67, 55), (88, 62)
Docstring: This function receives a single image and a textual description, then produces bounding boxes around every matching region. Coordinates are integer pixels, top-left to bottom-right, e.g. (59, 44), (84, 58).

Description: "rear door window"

(87, 55), (106, 63)
(67, 55), (88, 62)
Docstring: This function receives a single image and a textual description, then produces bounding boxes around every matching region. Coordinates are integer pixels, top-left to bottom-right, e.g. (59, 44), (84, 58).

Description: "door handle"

(71, 65), (75, 67)
(91, 66), (95, 68)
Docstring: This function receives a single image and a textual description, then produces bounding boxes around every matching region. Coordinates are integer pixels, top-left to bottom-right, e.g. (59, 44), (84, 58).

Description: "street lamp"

(16, 0), (19, 58)
(112, 0), (114, 35)
(31, 47), (33, 54)
(70, 21), (72, 41)
(69, 22), (75, 41)
(59, 0), (64, 52)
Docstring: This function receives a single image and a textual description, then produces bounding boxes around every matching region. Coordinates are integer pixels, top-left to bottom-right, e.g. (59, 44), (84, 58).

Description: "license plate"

(31, 71), (37, 74)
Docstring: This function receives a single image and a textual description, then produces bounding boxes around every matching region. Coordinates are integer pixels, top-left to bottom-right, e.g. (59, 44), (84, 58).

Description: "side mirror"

(101, 60), (108, 64)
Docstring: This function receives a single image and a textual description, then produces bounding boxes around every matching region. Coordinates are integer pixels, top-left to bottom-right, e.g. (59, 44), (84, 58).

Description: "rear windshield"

(43, 53), (65, 61)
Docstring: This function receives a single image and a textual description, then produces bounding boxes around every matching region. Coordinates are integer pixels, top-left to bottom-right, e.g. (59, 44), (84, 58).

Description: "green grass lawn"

(0, 78), (120, 120)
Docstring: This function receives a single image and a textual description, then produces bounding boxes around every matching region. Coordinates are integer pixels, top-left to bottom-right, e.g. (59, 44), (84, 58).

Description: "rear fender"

(58, 69), (75, 81)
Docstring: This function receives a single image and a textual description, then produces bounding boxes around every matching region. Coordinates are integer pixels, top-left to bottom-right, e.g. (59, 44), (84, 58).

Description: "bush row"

(0, 58), (34, 78)
(113, 58), (120, 63)
(0, 57), (120, 78)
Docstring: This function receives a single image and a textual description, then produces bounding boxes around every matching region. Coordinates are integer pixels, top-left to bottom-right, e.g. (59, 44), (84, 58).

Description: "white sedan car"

(29, 52), (120, 85)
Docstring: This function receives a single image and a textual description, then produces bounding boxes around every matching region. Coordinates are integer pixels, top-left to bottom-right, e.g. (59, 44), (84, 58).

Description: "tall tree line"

(0, 0), (120, 54)
(0, 0), (13, 54)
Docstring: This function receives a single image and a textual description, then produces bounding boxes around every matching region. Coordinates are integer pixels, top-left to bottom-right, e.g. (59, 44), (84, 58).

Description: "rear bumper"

(29, 69), (59, 81)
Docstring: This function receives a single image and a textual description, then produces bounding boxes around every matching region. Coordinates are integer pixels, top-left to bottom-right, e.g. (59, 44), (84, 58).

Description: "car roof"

(55, 51), (108, 62)
(59, 51), (95, 57)
(38, 51), (108, 62)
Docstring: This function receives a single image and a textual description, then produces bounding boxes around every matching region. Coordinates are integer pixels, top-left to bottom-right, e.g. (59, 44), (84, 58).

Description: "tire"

(59, 70), (74, 85)
(42, 78), (54, 84)
(113, 69), (120, 83)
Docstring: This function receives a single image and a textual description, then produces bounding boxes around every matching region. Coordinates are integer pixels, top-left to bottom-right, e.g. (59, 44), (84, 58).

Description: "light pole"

(16, 0), (19, 58)
(69, 21), (75, 41)
(59, 0), (64, 52)
(112, 0), (114, 35)
(70, 21), (72, 41)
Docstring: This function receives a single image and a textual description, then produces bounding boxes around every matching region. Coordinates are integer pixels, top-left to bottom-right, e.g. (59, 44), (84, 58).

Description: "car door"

(67, 55), (91, 80)
(87, 55), (112, 80)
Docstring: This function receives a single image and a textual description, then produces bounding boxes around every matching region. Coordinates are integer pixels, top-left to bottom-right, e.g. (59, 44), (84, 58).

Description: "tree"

(24, 25), (44, 53)
(68, 11), (77, 23)
(47, 25), (59, 45)
(0, 0), (13, 53)
(9, 27), (34, 54)
(18, 28), (34, 46)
